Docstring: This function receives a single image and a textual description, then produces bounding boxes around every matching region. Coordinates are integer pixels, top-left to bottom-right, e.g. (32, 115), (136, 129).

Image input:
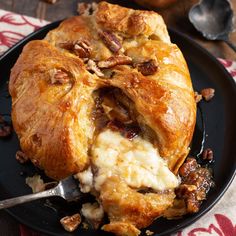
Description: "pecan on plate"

(202, 148), (214, 162)
(98, 55), (132, 69)
(179, 158), (198, 178)
(60, 213), (81, 232)
(87, 59), (104, 77)
(98, 30), (122, 53)
(136, 59), (158, 76)
(177, 157), (214, 214)
(16, 150), (29, 164)
(49, 69), (71, 85)
(201, 88), (215, 101)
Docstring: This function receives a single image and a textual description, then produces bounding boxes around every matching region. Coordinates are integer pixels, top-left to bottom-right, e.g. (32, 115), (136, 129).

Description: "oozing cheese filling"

(77, 129), (179, 192)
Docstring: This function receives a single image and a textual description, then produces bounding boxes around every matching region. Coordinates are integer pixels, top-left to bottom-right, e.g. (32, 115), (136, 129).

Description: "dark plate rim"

(1, 20), (236, 236)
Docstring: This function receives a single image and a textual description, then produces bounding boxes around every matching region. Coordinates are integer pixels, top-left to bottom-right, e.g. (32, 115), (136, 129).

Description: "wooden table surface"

(0, 0), (235, 60)
(0, 0), (235, 235)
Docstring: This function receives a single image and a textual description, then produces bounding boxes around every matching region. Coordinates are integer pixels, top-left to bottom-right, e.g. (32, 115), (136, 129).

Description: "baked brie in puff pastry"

(9, 2), (196, 235)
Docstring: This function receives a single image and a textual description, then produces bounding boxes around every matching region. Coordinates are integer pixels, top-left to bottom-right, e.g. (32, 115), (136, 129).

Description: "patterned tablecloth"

(0, 9), (235, 236)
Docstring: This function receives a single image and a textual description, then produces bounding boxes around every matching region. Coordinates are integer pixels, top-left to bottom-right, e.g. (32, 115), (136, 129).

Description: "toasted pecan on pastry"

(9, 2), (196, 235)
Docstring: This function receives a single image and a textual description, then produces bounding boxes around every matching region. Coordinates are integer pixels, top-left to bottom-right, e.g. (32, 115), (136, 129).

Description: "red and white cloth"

(0, 9), (235, 236)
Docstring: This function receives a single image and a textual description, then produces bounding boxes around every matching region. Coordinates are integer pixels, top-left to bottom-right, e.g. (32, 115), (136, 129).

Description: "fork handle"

(0, 188), (58, 210)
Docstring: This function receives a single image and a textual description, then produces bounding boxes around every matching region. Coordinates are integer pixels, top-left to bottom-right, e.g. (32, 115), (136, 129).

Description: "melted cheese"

(81, 202), (104, 221)
(75, 167), (93, 193)
(91, 129), (179, 191)
(25, 175), (45, 193)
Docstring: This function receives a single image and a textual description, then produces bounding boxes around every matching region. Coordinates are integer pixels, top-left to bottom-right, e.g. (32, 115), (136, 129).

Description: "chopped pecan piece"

(59, 42), (74, 50)
(60, 213), (81, 232)
(77, 2), (97, 15)
(136, 59), (158, 76)
(87, 59), (104, 77)
(74, 41), (91, 58)
(202, 148), (214, 161)
(16, 150), (29, 164)
(0, 125), (11, 138)
(60, 41), (91, 58)
(177, 157), (214, 214)
(194, 91), (202, 103)
(201, 88), (215, 101)
(98, 30), (122, 53)
(98, 55), (132, 69)
(179, 158), (198, 178)
(50, 69), (70, 85)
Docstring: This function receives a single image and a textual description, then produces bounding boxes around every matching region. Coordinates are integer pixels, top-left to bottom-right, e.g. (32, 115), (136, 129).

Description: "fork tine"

(56, 176), (82, 202)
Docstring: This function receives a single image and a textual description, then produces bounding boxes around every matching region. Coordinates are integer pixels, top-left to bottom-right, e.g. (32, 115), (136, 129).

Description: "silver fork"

(0, 176), (82, 209)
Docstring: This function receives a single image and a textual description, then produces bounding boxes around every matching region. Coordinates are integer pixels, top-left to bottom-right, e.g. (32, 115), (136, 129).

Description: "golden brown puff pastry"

(9, 2), (196, 235)
(9, 40), (99, 179)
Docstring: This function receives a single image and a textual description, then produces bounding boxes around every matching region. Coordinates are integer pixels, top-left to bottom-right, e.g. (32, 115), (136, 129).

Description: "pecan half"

(98, 55), (132, 69)
(202, 148), (214, 161)
(136, 59), (158, 76)
(194, 91), (202, 103)
(98, 30), (122, 53)
(74, 41), (91, 58)
(59, 42), (74, 50)
(60, 41), (91, 58)
(201, 88), (215, 101)
(16, 150), (29, 164)
(87, 59), (104, 77)
(60, 213), (81, 232)
(50, 69), (70, 85)
(77, 2), (97, 15)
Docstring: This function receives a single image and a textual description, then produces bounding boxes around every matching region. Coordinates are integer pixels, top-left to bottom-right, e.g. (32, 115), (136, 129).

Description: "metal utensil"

(189, 0), (236, 52)
(0, 175), (81, 210)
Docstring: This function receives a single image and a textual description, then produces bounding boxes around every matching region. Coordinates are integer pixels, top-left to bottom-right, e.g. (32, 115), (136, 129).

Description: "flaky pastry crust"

(9, 2), (196, 235)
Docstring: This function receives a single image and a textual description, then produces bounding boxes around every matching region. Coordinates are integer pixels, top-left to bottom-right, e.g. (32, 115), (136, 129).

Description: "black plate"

(0, 20), (236, 236)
